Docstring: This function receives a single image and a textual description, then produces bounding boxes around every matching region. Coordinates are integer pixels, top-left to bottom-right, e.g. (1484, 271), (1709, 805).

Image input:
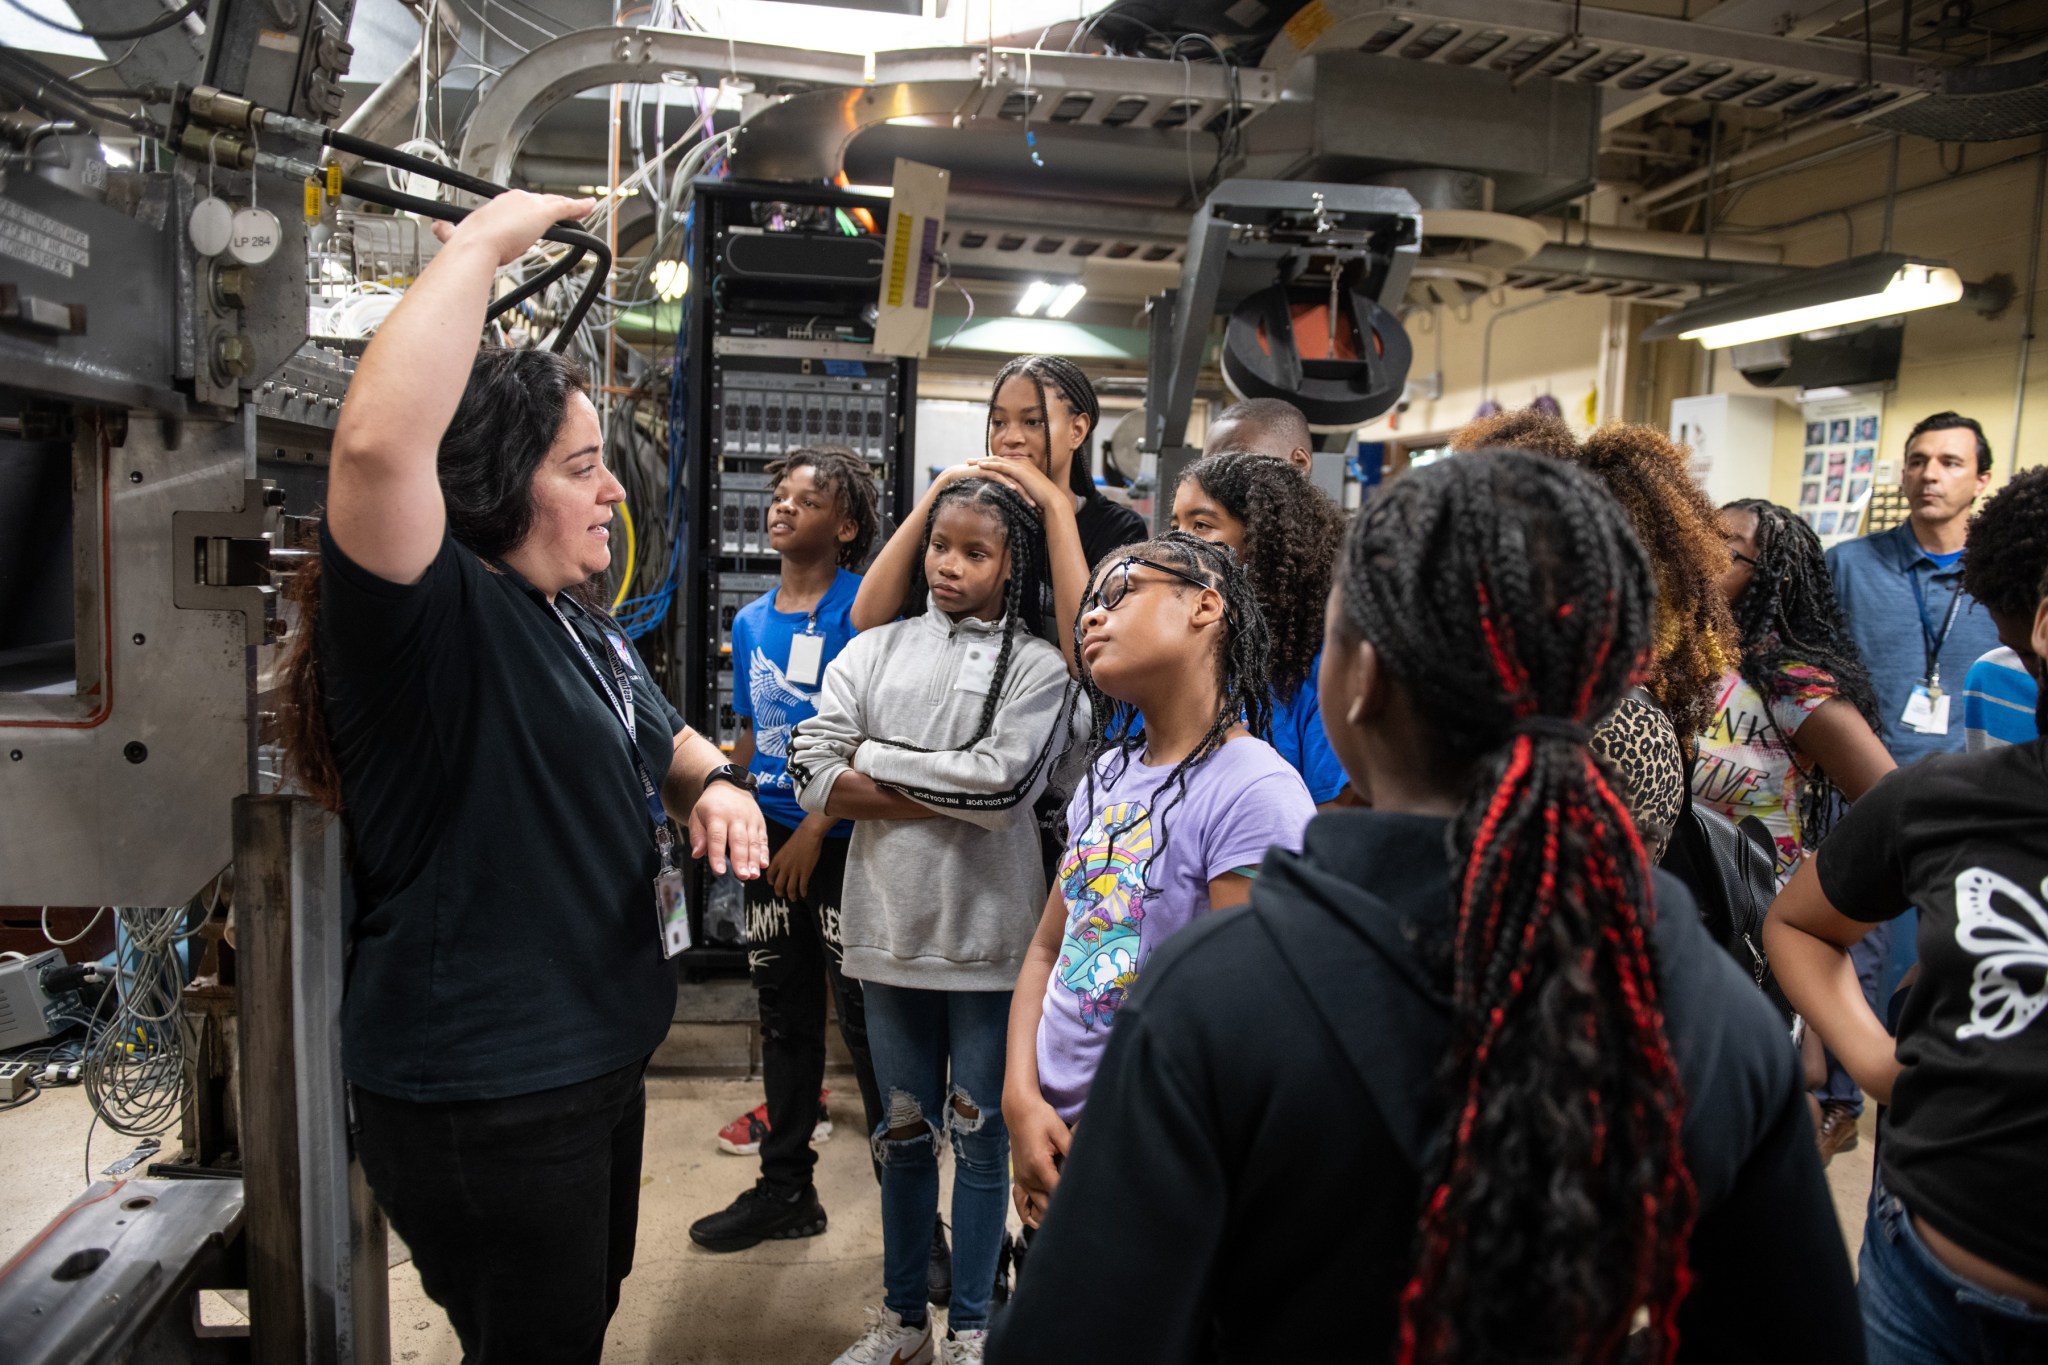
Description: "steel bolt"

(215, 334), (255, 380)
(131, 633), (145, 645)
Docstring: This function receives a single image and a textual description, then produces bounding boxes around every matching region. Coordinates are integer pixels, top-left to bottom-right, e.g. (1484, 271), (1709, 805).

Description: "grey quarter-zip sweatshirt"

(789, 599), (1082, 992)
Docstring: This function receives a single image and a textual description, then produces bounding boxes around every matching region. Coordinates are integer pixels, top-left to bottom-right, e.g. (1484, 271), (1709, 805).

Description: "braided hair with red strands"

(1335, 450), (1698, 1365)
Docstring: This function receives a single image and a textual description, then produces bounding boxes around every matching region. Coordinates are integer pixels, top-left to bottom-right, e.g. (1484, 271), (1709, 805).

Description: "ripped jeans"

(861, 982), (1012, 1332)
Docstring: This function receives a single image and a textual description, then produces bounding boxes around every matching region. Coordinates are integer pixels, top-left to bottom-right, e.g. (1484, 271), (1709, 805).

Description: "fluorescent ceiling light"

(652, 259), (689, 302)
(1641, 254), (1965, 351)
(1045, 282), (1087, 319)
(1015, 280), (1057, 317)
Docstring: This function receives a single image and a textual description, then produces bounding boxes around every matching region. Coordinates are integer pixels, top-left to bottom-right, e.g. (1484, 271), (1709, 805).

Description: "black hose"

(0, 46), (160, 133)
(338, 176), (610, 354)
(323, 127), (502, 200)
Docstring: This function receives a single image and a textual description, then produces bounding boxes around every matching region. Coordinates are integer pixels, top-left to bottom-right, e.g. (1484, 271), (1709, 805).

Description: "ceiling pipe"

(1534, 218), (1784, 264)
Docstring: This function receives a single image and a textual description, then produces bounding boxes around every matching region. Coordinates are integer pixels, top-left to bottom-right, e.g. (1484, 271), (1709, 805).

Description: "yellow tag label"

(1281, 0), (1335, 50)
(303, 179), (321, 222)
(326, 163), (341, 199)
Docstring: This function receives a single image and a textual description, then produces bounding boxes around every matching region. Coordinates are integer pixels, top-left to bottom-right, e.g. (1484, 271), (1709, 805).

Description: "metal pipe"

(1521, 243), (1787, 286)
(324, 0), (461, 172)
(1651, 130), (1890, 215)
(2008, 146), (2047, 478)
(1638, 115), (1875, 208)
(1534, 218), (1784, 263)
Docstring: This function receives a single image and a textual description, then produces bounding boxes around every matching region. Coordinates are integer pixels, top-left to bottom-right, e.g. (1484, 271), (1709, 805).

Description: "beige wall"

(1675, 132), (2048, 508)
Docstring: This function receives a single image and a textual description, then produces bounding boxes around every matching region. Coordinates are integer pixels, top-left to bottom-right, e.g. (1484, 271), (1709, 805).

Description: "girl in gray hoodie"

(789, 477), (1082, 1365)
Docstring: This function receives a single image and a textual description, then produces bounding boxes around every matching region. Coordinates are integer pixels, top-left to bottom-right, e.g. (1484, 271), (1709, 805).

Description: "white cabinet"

(1670, 393), (1780, 506)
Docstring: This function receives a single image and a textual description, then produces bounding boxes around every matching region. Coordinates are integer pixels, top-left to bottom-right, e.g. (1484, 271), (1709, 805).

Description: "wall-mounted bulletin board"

(1797, 396), (1883, 547)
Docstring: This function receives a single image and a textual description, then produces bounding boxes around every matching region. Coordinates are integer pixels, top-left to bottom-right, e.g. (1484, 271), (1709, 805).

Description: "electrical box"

(0, 948), (65, 1050)
(1670, 393), (1781, 506)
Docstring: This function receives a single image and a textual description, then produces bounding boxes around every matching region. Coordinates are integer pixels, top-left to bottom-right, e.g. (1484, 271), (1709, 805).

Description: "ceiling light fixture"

(1045, 282), (1087, 319)
(1641, 254), (1966, 351)
(1015, 280), (1057, 317)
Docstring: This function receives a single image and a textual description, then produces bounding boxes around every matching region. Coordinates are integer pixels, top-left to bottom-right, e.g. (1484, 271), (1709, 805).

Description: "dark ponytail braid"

(862, 476), (1071, 813)
(1337, 450), (1696, 1365)
(988, 353), (1102, 500)
(1059, 532), (1271, 890)
(1722, 498), (1882, 853)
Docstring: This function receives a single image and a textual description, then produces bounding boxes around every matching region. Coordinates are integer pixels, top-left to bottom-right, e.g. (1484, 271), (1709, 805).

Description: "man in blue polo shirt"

(1813, 410), (1999, 1160)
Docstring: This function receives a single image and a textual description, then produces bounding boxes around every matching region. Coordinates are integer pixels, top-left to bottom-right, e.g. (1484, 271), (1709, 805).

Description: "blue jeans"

(862, 982), (1012, 1332)
(1861, 1174), (2048, 1364)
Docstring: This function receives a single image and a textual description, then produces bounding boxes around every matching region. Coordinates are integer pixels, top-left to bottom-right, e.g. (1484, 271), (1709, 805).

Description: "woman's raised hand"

(431, 190), (597, 266)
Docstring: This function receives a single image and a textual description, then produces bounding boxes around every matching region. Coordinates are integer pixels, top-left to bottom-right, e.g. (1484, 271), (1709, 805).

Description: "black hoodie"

(989, 810), (1863, 1364)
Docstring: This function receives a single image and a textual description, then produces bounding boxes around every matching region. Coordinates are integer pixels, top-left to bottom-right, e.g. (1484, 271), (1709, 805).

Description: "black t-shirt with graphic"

(1816, 739), (2048, 1286)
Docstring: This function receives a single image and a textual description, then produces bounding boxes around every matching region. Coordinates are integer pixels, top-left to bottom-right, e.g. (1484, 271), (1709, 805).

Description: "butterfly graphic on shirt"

(1953, 867), (2048, 1042)
(747, 646), (817, 760)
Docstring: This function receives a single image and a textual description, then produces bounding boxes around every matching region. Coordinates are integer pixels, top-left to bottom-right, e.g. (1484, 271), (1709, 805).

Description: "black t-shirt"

(319, 526), (684, 1102)
(1816, 740), (2048, 1286)
(1074, 493), (1147, 567)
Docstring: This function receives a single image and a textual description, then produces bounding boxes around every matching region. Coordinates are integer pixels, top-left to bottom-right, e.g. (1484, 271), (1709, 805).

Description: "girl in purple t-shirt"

(1001, 534), (1317, 1228)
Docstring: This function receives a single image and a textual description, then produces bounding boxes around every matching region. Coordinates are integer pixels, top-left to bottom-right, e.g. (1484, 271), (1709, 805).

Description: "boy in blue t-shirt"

(690, 446), (884, 1253)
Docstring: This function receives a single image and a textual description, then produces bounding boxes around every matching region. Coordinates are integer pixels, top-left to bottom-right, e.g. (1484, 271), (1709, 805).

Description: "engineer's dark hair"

(765, 444), (881, 569)
(1907, 411), (1992, 475)
(1214, 396), (1312, 455)
(1962, 467), (2048, 620)
(1722, 498), (1882, 852)
(989, 354), (1102, 500)
(282, 348), (592, 813)
(852, 477), (1070, 812)
(1060, 532), (1271, 893)
(1336, 450), (1695, 1365)
(1177, 449), (1343, 702)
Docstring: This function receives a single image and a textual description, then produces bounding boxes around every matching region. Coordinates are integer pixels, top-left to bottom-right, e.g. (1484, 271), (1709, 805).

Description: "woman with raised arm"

(280, 190), (767, 1365)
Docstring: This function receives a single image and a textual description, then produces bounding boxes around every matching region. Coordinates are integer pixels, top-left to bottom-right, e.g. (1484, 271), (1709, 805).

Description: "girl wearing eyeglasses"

(1001, 533), (1316, 1233)
(1699, 499), (1895, 885)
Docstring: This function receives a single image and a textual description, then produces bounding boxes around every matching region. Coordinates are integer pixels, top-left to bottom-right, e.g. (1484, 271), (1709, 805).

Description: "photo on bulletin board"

(1826, 473), (1845, 502)
(1804, 449), (1826, 477)
(1856, 416), (1879, 442)
(1800, 480), (1822, 508)
(1848, 476), (1870, 504)
(1829, 419), (1852, 443)
(1818, 510), (1840, 535)
(1807, 422), (1826, 445)
(1852, 446), (1875, 476)
(1802, 510), (1820, 529)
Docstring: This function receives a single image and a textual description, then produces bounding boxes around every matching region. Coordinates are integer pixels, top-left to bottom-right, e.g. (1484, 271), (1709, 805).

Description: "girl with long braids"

(1002, 533), (1315, 1228)
(1171, 449), (1351, 803)
(787, 476), (1086, 1365)
(1696, 498), (1894, 882)
(988, 451), (1860, 1365)
(851, 355), (1145, 673)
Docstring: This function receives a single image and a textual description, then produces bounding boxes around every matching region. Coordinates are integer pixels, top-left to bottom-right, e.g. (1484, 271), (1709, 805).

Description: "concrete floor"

(0, 1075), (1879, 1364)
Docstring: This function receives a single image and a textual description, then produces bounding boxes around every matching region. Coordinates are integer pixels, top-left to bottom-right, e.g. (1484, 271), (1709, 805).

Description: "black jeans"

(747, 818), (883, 1195)
(353, 1057), (649, 1365)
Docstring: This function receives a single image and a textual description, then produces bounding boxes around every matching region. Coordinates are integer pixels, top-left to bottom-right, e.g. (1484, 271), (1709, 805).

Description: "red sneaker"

(717, 1089), (832, 1155)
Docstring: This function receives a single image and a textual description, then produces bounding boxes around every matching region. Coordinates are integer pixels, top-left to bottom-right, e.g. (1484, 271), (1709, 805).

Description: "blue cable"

(617, 200), (692, 640)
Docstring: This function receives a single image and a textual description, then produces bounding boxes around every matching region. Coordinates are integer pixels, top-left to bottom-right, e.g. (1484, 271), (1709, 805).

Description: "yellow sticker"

(1281, 0), (1335, 50)
(325, 163), (341, 199)
(304, 178), (321, 222)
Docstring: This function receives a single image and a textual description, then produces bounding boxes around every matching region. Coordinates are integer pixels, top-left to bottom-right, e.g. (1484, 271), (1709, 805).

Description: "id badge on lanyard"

(551, 601), (692, 958)
(1903, 567), (1963, 737)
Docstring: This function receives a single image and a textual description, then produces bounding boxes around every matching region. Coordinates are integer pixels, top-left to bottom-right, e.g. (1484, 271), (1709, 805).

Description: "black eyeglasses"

(1731, 551), (1760, 568)
(1082, 556), (1232, 621)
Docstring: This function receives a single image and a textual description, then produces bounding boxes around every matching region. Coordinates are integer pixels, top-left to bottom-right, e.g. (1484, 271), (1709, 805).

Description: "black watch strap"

(703, 762), (758, 795)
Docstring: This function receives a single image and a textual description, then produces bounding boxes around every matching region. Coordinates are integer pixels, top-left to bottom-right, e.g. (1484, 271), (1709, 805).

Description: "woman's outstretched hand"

(431, 190), (596, 266)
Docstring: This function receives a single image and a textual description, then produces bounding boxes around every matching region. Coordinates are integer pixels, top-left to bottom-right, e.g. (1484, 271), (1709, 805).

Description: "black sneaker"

(688, 1181), (827, 1253)
(927, 1216), (952, 1307)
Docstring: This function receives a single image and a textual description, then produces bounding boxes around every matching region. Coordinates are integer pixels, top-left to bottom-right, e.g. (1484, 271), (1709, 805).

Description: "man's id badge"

(788, 632), (825, 687)
(655, 866), (691, 958)
(1901, 684), (1951, 736)
(955, 640), (999, 694)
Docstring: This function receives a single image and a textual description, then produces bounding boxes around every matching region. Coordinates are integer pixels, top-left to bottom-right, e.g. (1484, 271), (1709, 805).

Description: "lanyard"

(546, 598), (671, 853)
(1908, 561), (1965, 686)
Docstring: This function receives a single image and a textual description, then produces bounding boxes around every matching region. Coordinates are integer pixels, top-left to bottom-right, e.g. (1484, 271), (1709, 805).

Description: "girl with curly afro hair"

(1171, 450), (1351, 803)
(1453, 409), (1741, 861)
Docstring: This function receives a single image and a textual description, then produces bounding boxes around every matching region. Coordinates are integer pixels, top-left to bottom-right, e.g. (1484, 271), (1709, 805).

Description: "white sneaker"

(830, 1305), (933, 1365)
(942, 1328), (987, 1363)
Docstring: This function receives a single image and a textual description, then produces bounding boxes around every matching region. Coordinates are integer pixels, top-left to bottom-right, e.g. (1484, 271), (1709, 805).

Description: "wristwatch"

(702, 762), (758, 795)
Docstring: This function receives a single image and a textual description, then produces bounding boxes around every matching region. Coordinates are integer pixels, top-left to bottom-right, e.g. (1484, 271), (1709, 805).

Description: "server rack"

(677, 179), (916, 965)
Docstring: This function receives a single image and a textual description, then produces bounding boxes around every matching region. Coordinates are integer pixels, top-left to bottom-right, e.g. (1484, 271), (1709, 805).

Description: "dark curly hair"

(1454, 409), (1738, 738)
(1337, 449), (1694, 1365)
(1963, 466), (2048, 621)
(283, 348), (592, 812)
(1722, 499), (1882, 853)
(764, 444), (881, 569)
(1176, 450), (1344, 701)
(1058, 532), (1272, 888)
